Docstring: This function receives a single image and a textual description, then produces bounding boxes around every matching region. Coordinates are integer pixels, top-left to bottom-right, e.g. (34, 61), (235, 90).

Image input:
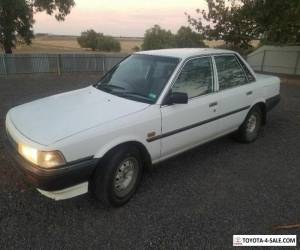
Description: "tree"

(175, 26), (206, 48)
(0, 0), (75, 53)
(251, 0), (300, 45)
(142, 25), (176, 50)
(187, 0), (300, 52)
(77, 29), (98, 51)
(77, 30), (121, 52)
(187, 0), (256, 52)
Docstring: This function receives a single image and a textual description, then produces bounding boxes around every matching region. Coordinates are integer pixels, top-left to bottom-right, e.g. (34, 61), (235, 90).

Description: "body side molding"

(147, 105), (251, 142)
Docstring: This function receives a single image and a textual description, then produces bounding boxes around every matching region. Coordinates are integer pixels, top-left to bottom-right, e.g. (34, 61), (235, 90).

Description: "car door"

(160, 56), (220, 158)
(213, 54), (257, 133)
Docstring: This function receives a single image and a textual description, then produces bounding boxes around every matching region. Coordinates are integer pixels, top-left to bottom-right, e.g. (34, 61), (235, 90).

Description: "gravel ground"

(0, 74), (300, 250)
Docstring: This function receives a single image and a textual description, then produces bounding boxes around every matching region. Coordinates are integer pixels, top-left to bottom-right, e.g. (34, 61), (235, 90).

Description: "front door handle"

(209, 101), (218, 108)
(246, 91), (253, 96)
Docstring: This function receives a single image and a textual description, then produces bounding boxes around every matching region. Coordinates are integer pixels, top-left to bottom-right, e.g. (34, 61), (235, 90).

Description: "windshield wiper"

(97, 84), (125, 92)
(115, 91), (154, 104)
(117, 91), (150, 99)
(96, 86), (153, 104)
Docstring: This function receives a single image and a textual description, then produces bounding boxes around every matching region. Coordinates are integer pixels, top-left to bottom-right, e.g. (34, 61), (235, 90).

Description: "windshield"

(95, 54), (180, 104)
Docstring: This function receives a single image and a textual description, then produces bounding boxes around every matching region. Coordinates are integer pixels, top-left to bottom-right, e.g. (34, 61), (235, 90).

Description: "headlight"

(18, 144), (66, 168)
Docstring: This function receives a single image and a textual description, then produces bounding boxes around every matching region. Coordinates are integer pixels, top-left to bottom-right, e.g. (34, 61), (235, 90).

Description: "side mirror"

(165, 92), (188, 105)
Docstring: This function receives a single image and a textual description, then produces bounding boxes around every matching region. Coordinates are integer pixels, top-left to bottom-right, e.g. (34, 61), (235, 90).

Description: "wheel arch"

(94, 140), (152, 170)
(250, 101), (267, 125)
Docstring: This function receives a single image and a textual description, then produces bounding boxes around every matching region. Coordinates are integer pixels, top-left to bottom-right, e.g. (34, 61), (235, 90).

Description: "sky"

(34, 0), (207, 37)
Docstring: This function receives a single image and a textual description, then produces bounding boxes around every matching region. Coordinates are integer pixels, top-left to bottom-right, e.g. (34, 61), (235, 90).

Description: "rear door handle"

(246, 91), (253, 96)
(209, 101), (218, 107)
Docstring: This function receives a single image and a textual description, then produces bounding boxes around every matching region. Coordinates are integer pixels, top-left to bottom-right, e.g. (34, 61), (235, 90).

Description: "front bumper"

(4, 135), (98, 192)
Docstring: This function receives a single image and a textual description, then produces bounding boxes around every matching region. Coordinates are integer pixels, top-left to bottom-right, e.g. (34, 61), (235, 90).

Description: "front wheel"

(234, 106), (262, 143)
(91, 146), (143, 207)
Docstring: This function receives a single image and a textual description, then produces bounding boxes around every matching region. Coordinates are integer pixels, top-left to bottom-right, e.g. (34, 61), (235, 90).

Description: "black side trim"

(147, 105), (250, 142)
(266, 95), (280, 112)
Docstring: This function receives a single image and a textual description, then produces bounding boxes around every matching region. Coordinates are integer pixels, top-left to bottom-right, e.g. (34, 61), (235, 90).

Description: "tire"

(234, 106), (262, 143)
(91, 146), (143, 207)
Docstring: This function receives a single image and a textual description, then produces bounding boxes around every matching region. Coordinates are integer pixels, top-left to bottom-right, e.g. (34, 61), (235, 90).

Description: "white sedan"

(5, 48), (280, 207)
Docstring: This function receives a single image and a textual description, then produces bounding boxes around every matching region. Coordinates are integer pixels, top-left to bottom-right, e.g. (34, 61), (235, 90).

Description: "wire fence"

(0, 53), (127, 76)
(3, 48), (299, 77)
(247, 46), (300, 75)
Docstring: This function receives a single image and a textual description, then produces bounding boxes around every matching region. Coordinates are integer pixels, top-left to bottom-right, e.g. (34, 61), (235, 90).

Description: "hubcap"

(113, 157), (138, 198)
(246, 114), (257, 133)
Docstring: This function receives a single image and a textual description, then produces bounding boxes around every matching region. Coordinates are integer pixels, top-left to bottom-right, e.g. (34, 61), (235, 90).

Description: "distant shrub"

(141, 25), (206, 50)
(175, 26), (206, 48)
(96, 34), (121, 52)
(142, 25), (176, 50)
(132, 45), (140, 51)
(77, 29), (98, 51)
(78, 29), (121, 52)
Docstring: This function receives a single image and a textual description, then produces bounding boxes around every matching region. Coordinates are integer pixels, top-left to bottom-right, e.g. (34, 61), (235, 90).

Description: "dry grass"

(117, 37), (143, 52)
(14, 35), (143, 54)
(13, 34), (257, 54)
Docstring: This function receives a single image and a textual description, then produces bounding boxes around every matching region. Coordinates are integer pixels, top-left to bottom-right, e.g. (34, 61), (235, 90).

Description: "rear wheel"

(91, 146), (143, 207)
(234, 106), (262, 143)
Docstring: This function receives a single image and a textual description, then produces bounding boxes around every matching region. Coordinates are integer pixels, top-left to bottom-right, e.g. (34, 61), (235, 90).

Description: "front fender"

(93, 135), (150, 159)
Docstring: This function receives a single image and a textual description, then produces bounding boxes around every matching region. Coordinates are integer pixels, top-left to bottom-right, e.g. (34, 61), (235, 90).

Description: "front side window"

(95, 54), (179, 104)
(215, 55), (248, 90)
(172, 57), (214, 98)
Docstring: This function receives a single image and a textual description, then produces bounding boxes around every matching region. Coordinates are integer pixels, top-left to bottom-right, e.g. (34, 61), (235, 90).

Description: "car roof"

(135, 48), (236, 59)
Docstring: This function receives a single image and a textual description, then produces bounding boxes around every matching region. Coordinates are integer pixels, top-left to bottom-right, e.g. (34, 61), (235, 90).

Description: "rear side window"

(236, 56), (255, 82)
(214, 55), (248, 90)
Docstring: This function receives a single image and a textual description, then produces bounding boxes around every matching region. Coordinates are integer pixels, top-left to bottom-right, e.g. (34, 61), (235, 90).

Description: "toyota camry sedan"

(5, 48), (280, 207)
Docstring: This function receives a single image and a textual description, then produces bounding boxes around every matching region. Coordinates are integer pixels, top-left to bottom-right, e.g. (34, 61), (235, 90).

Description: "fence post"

(102, 56), (106, 74)
(261, 50), (266, 72)
(294, 51), (300, 75)
(56, 54), (61, 76)
(2, 54), (8, 78)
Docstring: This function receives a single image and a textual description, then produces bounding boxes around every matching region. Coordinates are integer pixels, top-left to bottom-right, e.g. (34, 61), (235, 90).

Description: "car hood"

(8, 86), (149, 146)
